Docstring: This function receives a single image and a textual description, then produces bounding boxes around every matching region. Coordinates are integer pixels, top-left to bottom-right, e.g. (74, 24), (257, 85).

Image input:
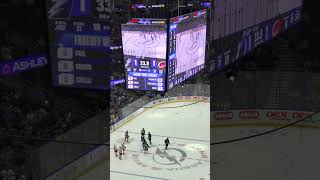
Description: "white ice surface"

(110, 101), (210, 180)
(212, 126), (320, 180)
(77, 101), (210, 180)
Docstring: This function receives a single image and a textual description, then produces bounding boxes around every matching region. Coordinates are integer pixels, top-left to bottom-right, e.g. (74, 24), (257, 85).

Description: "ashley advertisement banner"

(208, 6), (302, 74)
(0, 54), (48, 76)
(110, 78), (125, 87)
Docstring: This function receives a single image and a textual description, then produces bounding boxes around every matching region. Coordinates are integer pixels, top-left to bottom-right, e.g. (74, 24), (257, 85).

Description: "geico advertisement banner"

(209, 6), (301, 74)
(176, 96), (209, 101)
(0, 54), (48, 76)
(212, 110), (314, 122)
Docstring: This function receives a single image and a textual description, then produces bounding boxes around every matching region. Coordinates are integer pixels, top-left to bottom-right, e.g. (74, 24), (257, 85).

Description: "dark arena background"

(0, 0), (319, 180)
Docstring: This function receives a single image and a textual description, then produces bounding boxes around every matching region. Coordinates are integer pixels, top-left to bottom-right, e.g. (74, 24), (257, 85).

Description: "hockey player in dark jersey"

(142, 139), (150, 153)
(143, 142), (149, 153)
(142, 137), (147, 148)
(114, 144), (118, 157)
(141, 128), (145, 136)
(125, 130), (129, 142)
(164, 138), (170, 150)
(148, 132), (152, 145)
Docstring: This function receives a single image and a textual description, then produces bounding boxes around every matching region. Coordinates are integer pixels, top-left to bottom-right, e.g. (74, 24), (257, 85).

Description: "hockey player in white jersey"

(119, 147), (123, 160)
(121, 143), (126, 154)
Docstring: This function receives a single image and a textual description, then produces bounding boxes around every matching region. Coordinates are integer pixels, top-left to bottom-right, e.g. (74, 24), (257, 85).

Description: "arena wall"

(209, 0), (303, 41)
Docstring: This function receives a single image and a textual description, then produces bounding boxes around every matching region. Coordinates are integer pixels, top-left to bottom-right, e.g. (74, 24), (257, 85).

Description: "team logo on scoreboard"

(132, 144), (208, 171)
(158, 61), (166, 70)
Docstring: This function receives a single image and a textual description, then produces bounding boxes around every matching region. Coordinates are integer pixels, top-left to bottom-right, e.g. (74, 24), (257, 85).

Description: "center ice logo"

(153, 147), (187, 166)
(132, 144), (208, 171)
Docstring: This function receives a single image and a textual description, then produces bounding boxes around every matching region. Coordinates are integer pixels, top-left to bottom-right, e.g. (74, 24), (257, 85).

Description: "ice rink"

(109, 101), (210, 180)
(212, 123), (320, 180)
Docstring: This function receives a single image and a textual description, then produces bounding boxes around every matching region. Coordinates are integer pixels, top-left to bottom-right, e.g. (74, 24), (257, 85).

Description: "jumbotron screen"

(121, 19), (167, 91)
(168, 10), (207, 90)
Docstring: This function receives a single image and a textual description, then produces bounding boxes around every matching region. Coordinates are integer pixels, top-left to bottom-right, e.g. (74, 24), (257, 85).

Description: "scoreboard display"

(121, 19), (167, 92)
(46, 0), (110, 90)
(168, 10), (207, 90)
(46, 0), (111, 19)
(121, 11), (207, 92)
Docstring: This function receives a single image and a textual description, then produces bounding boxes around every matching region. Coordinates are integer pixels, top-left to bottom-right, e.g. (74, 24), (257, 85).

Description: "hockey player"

(125, 131), (129, 142)
(141, 134), (145, 142)
(142, 141), (146, 153)
(141, 138), (146, 149)
(141, 128), (145, 136)
(164, 138), (170, 150)
(142, 140), (150, 153)
(148, 132), (152, 145)
(142, 138), (148, 147)
(119, 147), (122, 160)
(114, 144), (118, 157)
(143, 142), (149, 153)
(121, 143), (126, 154)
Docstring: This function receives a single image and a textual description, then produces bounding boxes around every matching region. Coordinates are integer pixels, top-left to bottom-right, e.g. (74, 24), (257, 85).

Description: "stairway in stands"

(268, 39), (300, 109)
(310, 73), (320, 110)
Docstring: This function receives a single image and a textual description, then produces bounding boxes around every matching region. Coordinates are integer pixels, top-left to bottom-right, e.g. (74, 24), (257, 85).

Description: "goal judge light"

(121, 10), (207, 92)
